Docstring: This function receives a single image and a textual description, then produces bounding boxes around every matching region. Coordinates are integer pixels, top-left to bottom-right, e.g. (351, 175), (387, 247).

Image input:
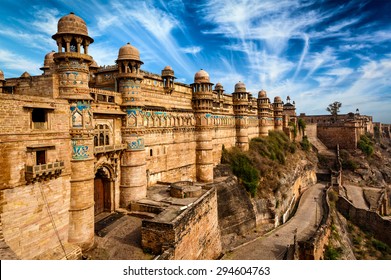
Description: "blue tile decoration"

(72, 140), (89, 160)
(128, 137), (144, 151)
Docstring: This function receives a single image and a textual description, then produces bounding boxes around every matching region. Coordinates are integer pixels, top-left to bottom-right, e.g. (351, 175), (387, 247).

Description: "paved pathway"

(224, 183), (325, 260)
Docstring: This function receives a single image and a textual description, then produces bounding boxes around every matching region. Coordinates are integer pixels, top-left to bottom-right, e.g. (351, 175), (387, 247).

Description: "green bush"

(250, 131), (293, 164)
(324, 245), (343, 260)
(300, 136), (311, 151)
(357, 134), (374, 156)
(342, 159), (359, 171)
(222, 147), (259, 197)
(371, 239), (389, 252)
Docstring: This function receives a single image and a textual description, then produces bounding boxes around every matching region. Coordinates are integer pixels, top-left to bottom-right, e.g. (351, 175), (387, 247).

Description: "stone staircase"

(307, 135), (335, 156)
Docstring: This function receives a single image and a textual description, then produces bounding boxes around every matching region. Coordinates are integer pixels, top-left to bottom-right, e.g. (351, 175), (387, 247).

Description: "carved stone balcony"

(94, 144), (127, 154)
(25, 161), (65, 183)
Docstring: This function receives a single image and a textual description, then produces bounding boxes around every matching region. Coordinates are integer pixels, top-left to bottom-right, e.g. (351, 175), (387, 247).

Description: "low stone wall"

(297, 186), (331, 260)
(337, 196), (391, 246)
(141, 186), (222, 260)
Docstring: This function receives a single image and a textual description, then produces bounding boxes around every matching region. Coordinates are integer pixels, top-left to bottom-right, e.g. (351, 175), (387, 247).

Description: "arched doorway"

(94, 166), (112, 216)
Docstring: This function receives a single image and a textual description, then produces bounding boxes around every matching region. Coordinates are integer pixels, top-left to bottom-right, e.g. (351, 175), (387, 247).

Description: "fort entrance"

(94, 166), (113, 216)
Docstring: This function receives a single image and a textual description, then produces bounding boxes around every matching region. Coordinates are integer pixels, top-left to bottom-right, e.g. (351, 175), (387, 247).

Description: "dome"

(215, 82), (224, 90)
(43, 51), (55, 67)
(21, 71), (31, 78)
(164, 65), (173, 70)
(0, 69), (5, 81)
(234, 81), (246, 93)
(90, 59), (99, 69)
(258, 89), (267, 98)
(52, 12), (93, 42)
(117, 42), (141, 61)
(274, 96), (282, 103)
(194, 69), (210, 83)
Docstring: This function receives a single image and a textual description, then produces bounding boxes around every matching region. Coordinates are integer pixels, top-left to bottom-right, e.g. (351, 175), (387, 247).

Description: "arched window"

(70, 38), (77, 52)
(94, 124), (112, 147)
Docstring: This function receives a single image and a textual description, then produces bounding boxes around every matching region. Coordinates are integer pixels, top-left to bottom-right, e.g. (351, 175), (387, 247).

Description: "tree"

(298, 118), (306, 137)
(326, 101), (342, 121)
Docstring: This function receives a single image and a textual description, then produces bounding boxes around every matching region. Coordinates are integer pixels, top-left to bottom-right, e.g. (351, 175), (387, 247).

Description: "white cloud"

(180, 46), (202, 55)
(0, 49), (41, 76)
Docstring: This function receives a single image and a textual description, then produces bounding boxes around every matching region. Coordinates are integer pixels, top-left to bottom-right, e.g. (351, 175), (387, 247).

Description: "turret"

(191, 69), (214, 182)
(116, 42), (147, 206)
(257, 89), (273, 137)
(233, 81), (249, 151)
(52, 12), (94, 99)
(273, 96), (283, 131)
(161, 66), (175, 94)
(214, 83), (224, 109)
(40, 51), (55, 75)
(116, 42), (144, 106)
(52, 12), (95, 250)
(0, 69), (5, 93)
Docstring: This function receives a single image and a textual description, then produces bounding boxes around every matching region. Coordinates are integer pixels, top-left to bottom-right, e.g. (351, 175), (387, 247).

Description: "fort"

(0, 12), (387, 260)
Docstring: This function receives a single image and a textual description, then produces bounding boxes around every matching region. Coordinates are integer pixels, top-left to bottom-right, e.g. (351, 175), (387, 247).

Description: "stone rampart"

(141, 186), (222, 259)
(1, 177), (72, 259)
(317, 125), (357, 149)
(337, 195), (391, 246)
(297, 186), (331, 260)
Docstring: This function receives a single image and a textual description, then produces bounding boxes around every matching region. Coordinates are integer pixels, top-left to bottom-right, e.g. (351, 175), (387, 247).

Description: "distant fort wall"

(337, 195), (391, 247)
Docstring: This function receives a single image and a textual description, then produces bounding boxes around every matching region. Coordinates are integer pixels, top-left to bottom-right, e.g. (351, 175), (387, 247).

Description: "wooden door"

(94, 178), (104, 215)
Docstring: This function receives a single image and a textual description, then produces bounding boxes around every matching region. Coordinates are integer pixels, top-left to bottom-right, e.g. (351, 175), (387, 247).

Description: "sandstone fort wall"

(141, 186), (222, 259)
(337, 195), (391, 246)
(317, 125), (357, 149)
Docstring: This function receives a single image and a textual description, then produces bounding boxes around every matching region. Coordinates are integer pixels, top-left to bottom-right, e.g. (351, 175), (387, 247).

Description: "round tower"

(52, 12), (95, 250)
(161, 66), (175, 94)
(116, 42), (147, 206)
(191, 69), (214, 182)
(273, 96), (283, 131)
(0, 69), (5, 93)
(214, 82), (224, 109)
(52, 12), (94, 99)
(88, 59), (99, 87)
(233, 81), (249, 151)
(257, 89), (274, 136)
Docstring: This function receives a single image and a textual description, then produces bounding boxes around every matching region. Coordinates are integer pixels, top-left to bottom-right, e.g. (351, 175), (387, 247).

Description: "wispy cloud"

(180, 46), (202, 55)
(0, 49), (41, 75)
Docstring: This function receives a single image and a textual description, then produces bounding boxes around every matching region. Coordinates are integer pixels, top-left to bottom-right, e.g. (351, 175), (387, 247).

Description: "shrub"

(324, 245), (343, 260)
(371, 239), (389, 252)
(342, 159), (359, 171)
(300, 136), (311, 151)
(250, 131), (293, 164)
(357, 134), (374, 156)
(222, 147), (259, 197)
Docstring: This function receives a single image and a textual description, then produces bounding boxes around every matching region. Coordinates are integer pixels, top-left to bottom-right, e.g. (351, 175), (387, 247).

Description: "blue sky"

(0, 0), (390, 122)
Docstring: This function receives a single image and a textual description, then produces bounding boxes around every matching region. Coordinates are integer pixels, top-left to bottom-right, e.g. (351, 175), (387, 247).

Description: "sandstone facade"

(0, 12), (298, 259)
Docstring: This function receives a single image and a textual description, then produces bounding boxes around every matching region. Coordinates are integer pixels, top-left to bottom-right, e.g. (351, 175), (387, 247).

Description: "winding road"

(224, 183), (326, 260)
